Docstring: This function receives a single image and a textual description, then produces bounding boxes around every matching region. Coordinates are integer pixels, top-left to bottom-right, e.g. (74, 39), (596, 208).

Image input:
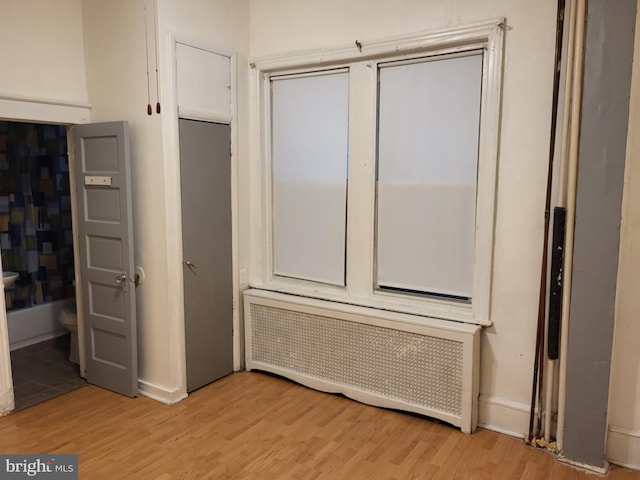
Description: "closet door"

(180, 119), (233, 392)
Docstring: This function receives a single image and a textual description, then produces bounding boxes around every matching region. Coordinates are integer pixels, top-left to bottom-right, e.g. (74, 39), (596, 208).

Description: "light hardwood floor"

(0, 371), (638, 479)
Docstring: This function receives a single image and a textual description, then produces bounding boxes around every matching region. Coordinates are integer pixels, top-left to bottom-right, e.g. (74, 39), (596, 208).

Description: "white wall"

(0, 2), (632, 457)
(156, 0), (251, 394)
(0, 0), (89, 123)
(607, 7), (640, 470)
(82, 0), (179, 401)
(82, 0), (250, 403)
(0, 0), (87, 102)
(0, 0), (89, 414)
(0, 0), (249, 409)
(0, 0), (575, 441)
(249, 0), (558, 436)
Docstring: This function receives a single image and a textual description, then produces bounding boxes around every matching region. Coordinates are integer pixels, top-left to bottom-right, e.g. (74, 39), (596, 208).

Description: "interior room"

(0, 120), (85, 410)
(0, 0), (638, 477)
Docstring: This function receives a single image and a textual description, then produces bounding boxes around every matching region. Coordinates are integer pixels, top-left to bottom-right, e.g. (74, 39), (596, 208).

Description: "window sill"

(249, 279), (492, 327)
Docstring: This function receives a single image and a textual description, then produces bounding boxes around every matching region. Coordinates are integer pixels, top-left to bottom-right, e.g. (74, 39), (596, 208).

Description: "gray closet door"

(179, 119), (233, 392)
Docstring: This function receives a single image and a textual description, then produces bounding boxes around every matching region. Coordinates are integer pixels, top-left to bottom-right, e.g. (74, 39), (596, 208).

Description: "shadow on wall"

(0, 121), (75, 311)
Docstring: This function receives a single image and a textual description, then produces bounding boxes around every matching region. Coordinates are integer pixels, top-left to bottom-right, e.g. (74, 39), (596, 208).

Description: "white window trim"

(248, 19), (505, 326)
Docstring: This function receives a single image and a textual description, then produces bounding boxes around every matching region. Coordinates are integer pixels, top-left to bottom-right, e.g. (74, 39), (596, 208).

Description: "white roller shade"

(376, 53), (483, 298)
(271, 71), (349, 285)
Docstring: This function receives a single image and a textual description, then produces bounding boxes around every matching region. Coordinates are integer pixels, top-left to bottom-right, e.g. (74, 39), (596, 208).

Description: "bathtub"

(7, 299), (75, 351)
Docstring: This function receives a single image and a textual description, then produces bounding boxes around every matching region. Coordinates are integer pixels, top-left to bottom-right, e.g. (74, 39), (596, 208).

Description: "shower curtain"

(0, 122), (75, 311)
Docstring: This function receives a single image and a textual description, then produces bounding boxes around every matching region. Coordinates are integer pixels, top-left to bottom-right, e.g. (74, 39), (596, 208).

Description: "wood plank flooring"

(0, 371), (638, 479)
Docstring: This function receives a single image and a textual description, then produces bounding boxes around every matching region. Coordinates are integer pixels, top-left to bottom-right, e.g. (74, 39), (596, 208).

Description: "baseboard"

(478, 395), (530, 438)
(138, 379), (187, 405)
(9, 330), (66, 351)
(606, 426), (640, 470)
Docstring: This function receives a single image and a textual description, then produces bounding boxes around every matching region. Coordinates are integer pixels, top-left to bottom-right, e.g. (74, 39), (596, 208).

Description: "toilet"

(59, 305), (79, 364)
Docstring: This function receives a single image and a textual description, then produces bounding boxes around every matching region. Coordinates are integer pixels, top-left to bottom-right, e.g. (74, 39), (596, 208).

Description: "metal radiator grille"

(250, 303), (464, 417)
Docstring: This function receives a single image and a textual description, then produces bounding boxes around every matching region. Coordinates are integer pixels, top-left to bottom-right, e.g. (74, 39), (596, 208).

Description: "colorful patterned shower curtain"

(0, 122), (75, 311)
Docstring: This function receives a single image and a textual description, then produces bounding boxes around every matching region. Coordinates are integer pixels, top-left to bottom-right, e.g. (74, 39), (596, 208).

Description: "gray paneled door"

(179, 119), (233, 392)
(73, 121), (137, 397)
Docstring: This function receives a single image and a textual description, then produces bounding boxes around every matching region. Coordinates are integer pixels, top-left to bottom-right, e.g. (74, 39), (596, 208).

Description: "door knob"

(116, 273), (128, 291)
(185, 261), (197, 273)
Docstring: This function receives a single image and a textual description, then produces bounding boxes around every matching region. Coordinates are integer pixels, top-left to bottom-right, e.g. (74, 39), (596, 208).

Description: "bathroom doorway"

(0, 120), (85, 410)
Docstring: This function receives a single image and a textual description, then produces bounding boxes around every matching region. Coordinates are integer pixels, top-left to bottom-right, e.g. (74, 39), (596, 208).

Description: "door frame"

(0, 100), (91, 414)
(163, 33), (241, 396)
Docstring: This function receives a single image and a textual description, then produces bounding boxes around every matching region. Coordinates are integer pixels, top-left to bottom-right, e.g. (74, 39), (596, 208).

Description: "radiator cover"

(244, 289), (481, 433)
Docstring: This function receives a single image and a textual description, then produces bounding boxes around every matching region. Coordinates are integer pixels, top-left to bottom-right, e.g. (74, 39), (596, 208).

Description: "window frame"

(249, 19), (505, 326)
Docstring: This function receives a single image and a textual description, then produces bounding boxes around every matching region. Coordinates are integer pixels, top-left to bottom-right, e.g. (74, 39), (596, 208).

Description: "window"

(251, 21), (504, 325)
(376, 53), (483, 300)
(270, 70), (349, 285)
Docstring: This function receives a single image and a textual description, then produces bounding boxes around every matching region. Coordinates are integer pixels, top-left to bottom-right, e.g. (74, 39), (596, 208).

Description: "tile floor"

(10, 335), (87, 411)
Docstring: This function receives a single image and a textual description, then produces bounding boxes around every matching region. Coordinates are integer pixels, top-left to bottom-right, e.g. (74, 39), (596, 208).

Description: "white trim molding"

(0, 94), (91, 125)
(138, 379), (187, 405)
(606, 426), (640, 470)
(177, 106), (232, 124)
(164, 31), (243, 401)
(0, 285), (14, 415)
(478, 395), (530, 438)
(252, 18), (505, 73)
(0, 388), (14, 416)
(249, 19), (505, 327)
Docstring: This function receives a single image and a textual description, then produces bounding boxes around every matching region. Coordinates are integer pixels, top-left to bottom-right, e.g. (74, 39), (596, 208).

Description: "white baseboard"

(478, 395), (530, 438)
(475, 397), (640, 473)
(607, 426), (640, 471)
(138, 379), (187, 405)
(9, 330), (66, 351)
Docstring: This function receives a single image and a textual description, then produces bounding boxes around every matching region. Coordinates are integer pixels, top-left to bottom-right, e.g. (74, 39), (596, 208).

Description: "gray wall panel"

(563, 0), (636, 468)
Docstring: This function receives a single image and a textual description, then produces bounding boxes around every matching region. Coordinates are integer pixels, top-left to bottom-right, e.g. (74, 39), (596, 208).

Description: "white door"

(73, 122), (137, 397)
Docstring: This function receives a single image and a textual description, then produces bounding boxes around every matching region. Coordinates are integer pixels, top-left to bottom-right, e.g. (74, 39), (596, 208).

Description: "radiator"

(244, 289), (481, 433)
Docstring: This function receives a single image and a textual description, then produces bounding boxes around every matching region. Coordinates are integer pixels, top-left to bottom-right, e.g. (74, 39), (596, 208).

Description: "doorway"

(179, 119), (233, 392)
(0, 120), (85, 410)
